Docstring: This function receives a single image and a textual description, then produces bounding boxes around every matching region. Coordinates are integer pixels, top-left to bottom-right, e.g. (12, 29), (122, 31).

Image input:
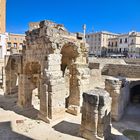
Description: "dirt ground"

(0, 89), (139, 140)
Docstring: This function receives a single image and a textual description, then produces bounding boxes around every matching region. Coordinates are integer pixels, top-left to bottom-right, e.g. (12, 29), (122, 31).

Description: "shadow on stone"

(53, 121), (80, 137)
(0, 121), (33, 140)
(0, 94), (39, 120)
(111, 133), (129, 140)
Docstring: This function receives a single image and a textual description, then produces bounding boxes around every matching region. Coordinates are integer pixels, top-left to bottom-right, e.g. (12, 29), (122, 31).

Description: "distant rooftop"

(86, 31), (119, 36)
(8, 32), (25, 36)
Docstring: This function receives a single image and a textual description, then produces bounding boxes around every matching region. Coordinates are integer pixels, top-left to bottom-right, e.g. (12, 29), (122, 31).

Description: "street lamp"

(83, 24), (86, 42)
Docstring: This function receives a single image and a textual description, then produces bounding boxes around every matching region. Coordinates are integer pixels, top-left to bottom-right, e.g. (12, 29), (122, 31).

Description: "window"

(19, 43), (23, 48)
(120, 39), (122, 44)
(108, 42), (111, 46)
(0, 46), (2, 59)
(125, 38), (127, 43)
(112, 42), (114, 47)
(7, 42), (11, 48)
(115, 42), (117, 46)
(14, 43), (17, 48)
(131, 39), (134, 44)
(119, 48), (121, 52)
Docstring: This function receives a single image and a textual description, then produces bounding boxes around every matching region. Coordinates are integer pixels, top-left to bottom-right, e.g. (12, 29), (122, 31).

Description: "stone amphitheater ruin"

(3, 20), (140, 140)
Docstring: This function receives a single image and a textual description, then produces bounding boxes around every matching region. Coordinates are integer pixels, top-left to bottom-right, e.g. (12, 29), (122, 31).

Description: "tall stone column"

(80, 92), (99, 140)
(97, 94), (112, 139)
(105, 77), (127, 121)
(38, 54), (66, 123)
(18, 74), (33, 108)
(67, 64), (81, 115)
(5, 70), (18, 95)
(38, 78), (50, 123)
(67, 63), (90, 115)
(80, 89), (112, 140)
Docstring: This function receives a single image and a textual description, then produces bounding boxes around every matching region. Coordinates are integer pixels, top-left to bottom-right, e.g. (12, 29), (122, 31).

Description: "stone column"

(38, 54), (66, 123)
(105, 77), (126, 121)
(80, 92), (99, 140)
(38, 79), (50, 123)
(97, 94), (112, 139)
(67, 64), (90, 115)
(5, 70), (18, 95)
(18, 74), (33, 108)
(67, 64), (81, 115)
(80, 89), (112, 140)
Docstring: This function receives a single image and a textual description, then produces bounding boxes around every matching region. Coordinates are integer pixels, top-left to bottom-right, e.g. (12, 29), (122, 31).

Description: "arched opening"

(61, 43), (79, 108)
(130, 85), (140, 104)
(24, 62), (41, 110)
(5, 57), (19, 95)
(61, 43), (78, 76)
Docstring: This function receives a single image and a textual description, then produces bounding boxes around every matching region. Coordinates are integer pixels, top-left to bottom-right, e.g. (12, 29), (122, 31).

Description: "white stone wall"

(86, 31), (118, 56)
(0, 33), (7, 59)
(108, 31), (140, 57)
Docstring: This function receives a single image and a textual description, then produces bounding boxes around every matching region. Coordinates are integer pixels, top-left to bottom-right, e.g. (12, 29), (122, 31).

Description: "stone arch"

(60, 42), (79, 108)
(16, 20), (90, 122)
(5, 56), (19, 95)
(60, 42), (90, 115)
(130, 80), (140, 103)
(18, 61), (41, 108)
(61, 42), (79, 76)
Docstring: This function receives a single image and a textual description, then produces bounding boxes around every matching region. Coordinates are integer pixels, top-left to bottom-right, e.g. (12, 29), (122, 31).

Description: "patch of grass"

(123, 129), (140, 140)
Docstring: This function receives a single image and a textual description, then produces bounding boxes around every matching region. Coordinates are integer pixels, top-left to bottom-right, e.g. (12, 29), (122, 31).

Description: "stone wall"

(0, 59), (4, 87)
(88, 58), (126, 69)
(106, 64), (140, 78)
(124, 58), (140, 65)
(80, 89), (112, 140)
(105, 77), (130, 121)
(4, 54), (22, 94)
(88, 63), (104, 89)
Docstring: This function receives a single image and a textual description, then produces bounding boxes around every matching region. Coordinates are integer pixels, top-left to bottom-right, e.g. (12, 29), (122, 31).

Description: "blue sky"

(6, 0), (140, 34)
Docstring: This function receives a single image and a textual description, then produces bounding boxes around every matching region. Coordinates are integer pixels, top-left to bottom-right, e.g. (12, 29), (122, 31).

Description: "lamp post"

(83, 24), (86, 42)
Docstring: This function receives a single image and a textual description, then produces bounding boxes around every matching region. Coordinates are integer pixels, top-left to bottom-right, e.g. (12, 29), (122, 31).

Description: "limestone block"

(105, 77), (128, 121)
(80, 89), (112, 140)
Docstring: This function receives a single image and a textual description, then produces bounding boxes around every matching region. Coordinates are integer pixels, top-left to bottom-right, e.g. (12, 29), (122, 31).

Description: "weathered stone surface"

(103, 64), (140, 78)
(5, 20), (90, 123)
(80, 89), (112, 140)
(105, 77), (129, 121)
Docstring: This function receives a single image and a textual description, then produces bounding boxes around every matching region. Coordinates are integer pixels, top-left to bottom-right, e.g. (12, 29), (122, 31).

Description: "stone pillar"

(5, 69), (18, 95)
(80, 89), (112, 140)
(18, 74), (34, 108)
(38, 80), (49, 123)
(105, 77), (127, 121)
(38, 54), (66, 123)
(67, 64), (90, 116)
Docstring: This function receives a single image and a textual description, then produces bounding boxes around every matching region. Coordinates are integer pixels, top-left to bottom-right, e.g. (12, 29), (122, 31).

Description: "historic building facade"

(0, 0), (6, 34)
(0, 33), (7, 58)
(0, 0), (25, 56)
(6, 33), (25, 54)
(0, 0), (7, 58)
(87, 31), (140, 58)
(86, 31), (118, 56)
(108, 31), (140, 58)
